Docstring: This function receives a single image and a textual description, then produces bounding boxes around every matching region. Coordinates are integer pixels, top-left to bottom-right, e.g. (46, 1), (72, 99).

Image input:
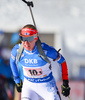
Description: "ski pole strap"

(16, 43), (24, 61)
(36, 37), (51, 64)
(16, 40), (51, 64)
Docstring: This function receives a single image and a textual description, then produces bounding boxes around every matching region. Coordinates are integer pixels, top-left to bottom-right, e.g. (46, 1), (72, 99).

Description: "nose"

(24, 40), (31, 44)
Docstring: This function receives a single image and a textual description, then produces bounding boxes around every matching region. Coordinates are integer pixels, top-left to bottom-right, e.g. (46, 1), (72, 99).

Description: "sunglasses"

(19, 35), (36, 42)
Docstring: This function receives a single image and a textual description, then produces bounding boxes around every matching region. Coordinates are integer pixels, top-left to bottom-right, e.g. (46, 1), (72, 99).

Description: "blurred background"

(0, 0), (85, 100)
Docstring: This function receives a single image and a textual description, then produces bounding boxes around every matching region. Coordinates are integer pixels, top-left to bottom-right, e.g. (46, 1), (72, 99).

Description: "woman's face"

(22, 39), (37, 51)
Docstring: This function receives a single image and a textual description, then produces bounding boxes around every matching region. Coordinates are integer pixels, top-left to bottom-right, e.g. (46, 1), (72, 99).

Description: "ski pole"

(68, 96), (71, 100)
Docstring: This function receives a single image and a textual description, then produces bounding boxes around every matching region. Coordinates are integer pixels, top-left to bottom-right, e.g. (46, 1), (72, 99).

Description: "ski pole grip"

(22, 0), (34, 7)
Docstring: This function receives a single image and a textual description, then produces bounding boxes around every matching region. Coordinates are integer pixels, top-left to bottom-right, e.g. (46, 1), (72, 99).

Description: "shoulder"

(11, 43), (21, 57)
(41, 43), (58, 59)
(41, 42), (56, 52)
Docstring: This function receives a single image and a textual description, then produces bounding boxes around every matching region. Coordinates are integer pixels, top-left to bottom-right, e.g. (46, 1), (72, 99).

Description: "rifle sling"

(16, 38), (51, 64)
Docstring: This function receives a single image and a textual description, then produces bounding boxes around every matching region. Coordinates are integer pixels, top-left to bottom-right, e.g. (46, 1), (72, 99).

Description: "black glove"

(61, 80), (70, 97)
(16, 80), (23, 92)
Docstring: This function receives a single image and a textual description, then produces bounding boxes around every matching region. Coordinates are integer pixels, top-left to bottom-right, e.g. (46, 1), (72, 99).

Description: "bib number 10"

(24, 68), (42, 76)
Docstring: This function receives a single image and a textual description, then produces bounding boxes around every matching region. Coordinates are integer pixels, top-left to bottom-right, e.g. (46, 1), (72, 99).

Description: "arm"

(57, 54), (70, 97)
(10, 58), (20, 83)
(10, 44), (22, 92)
(57, 54), (68, 81)
(10, 45), (20, 83)
(42, 43), (68, 79)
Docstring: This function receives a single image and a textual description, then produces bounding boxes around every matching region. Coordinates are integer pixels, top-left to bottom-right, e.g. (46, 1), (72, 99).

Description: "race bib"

(24, 67), (43, 76)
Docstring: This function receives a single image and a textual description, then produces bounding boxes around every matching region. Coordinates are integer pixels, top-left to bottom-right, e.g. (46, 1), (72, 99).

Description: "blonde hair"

(23, 24), (36, 30)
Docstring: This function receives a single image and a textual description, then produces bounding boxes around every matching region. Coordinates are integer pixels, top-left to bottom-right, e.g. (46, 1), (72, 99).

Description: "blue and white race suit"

(10, 43), (65, 100)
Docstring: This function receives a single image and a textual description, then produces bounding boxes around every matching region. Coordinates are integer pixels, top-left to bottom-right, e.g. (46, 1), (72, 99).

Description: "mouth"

(24, 44), (30, 47)
(26, 45), (30, 48)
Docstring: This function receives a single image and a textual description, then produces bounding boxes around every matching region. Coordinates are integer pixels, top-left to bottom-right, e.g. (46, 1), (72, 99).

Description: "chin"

(24, 47), (31, 51)
(24, 47), (31, 50)
(27, 48), (31, 51)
